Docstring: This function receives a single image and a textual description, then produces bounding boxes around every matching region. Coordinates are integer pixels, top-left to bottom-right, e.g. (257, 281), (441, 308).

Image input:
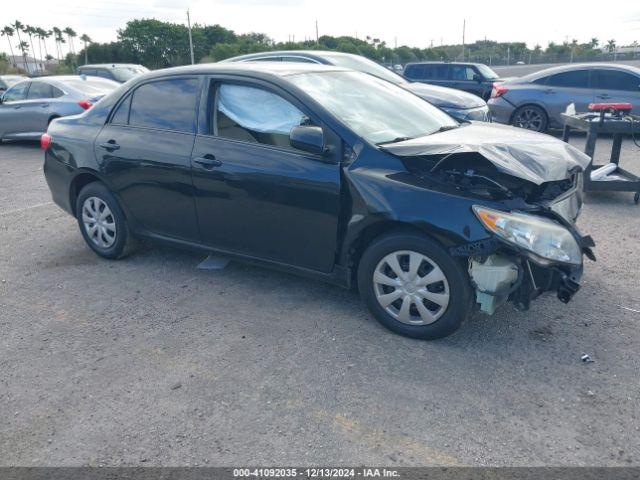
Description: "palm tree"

(80, 33), (92, 64)
(590, 37), (599, 49)
(17, 40), (29, 71)
(12, 20), (28, 71)
(35, 28), (48, 67)
(606, 39), (616, 53)
(63, 27), (77, 56)
(52, 27), (61, 60)
(24, 25), (40, 72)
(1, 26), (16, 68)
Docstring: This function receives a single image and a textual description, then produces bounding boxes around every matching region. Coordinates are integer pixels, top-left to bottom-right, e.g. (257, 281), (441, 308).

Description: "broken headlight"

(472, 206), (582, 266)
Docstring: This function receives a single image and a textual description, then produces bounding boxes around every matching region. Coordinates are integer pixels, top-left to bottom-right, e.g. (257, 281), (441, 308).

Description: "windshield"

(476, 64), (499, 80)
(111, 66), (147, 82)
(65, 78), (119, 96)
(288, 71), (458, 145)
(321, 53), (407, 85)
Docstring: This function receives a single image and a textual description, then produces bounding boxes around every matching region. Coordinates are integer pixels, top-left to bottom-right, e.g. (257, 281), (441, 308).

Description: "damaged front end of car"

(381, 123), (596, 316)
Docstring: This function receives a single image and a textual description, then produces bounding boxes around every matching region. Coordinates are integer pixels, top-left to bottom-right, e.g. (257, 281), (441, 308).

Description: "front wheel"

(75, 182), (133, 259)
(357, 233), (472, 340)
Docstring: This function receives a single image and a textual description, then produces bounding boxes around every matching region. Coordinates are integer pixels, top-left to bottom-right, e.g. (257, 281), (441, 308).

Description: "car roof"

(136, 62), (348, 82)
(404, 61), (487, 67)
(78, 64), (144, 69)
(521, 62), (640, 81)
(224, 50), (362, 64)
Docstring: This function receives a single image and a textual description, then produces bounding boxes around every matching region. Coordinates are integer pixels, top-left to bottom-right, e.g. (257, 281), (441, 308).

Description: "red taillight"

(490, 82), (508, 99)
(78, 100), (93, 110)
(40, 133), (52, 150)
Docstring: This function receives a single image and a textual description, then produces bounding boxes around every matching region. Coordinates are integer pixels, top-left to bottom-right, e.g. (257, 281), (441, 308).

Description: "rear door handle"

(194, 155), (222, 170)
(543, 89), (556, 94)
(40, 103), (49, 108)
(99, 141), (120, 151)
(597, 94), (611, 99)
(13, 105), (21, 109)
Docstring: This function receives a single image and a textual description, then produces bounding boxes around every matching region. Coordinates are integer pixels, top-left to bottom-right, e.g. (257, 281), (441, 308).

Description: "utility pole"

(461, 19), (466, 60)
(394, 36), (397, 49)
(187, 9), (194, 65)
(315, 20), (319, 43)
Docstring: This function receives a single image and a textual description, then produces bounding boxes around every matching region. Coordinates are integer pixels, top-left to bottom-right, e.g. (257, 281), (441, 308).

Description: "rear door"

(190, 77), (342, 272)
(592, 68), (640, 113)
(417, 64), (450, 88)
(538, 69), (594, 124)
(0, 81), (31, 137)
(94, 76), (202, 241)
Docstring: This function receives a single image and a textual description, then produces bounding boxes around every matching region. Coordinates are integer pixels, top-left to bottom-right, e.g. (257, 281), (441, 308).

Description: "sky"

(2, 0), (640, 56)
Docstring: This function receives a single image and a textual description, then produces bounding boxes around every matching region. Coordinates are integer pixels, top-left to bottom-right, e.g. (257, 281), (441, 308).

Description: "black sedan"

(223, 51), (491, 122)
(43, 63), (594, 340)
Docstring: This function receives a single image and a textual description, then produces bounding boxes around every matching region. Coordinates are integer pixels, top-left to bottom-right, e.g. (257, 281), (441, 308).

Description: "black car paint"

(403, 62), (507, 100)
(43, 64), (586, 305)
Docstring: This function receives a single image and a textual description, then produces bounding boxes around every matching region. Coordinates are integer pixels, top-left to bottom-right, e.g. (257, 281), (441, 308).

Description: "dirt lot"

(1, 134), (639, 466)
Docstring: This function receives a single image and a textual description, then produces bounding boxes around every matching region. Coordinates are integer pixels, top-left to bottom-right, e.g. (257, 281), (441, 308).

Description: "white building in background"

(7, 55), (58, 75)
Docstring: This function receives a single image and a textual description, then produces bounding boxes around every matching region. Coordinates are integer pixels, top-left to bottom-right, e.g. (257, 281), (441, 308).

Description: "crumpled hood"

(403, 82), (486, 109)
(381, 122), (591, 185)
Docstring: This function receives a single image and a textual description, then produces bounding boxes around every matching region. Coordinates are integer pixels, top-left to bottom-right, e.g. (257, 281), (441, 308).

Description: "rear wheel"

(512, 105), (548, 132)
(357, 233), (472, 340)
(75, 182), (133, 259)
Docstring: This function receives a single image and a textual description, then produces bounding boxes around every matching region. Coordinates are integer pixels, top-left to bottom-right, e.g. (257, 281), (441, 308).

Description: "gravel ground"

(0, 133), (639, 467)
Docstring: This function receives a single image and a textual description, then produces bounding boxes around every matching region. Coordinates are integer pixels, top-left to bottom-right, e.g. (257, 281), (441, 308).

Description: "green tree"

(1, 26), (16, 68)
(80, 33), (92, 64)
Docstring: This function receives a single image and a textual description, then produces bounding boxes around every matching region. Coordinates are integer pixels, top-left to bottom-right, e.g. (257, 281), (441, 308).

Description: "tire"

(357, 233), (472, 340)
(75, 182), (132, 259)
(511, 104), (548, 132)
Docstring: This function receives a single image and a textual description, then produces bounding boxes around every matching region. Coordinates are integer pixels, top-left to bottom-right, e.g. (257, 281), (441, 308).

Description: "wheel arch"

(509, 102), (549, 126)
(343, 219), (458, 287)
(68, 170), (105, 216)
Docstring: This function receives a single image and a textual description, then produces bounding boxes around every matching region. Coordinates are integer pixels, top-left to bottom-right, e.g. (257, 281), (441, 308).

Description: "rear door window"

(128, 77), (199, 133)
(27, 82), (54, 99)
(546, 70), (590, 88)
(592, 70), (640, 91)
(422, 64), (449, 80)
(2, 81), (30, 102)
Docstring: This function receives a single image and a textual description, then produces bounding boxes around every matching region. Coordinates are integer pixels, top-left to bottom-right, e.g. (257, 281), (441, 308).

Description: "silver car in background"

(0, 76), (119, 142)
(0, 75), (27, 93)
(222, 50), (492, 122)
(488, 63), (640, 132)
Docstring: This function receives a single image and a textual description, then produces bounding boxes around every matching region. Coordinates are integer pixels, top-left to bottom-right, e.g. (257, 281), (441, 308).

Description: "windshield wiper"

(376, 136), (415, 146)
(432, 125), (459, 134)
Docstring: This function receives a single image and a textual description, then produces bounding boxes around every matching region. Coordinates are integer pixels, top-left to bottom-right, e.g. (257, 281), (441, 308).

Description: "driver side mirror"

(290, 125), (325, 155)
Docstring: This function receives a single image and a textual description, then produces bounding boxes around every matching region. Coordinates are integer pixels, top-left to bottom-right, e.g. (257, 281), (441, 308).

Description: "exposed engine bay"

(380, 123), (595, 316)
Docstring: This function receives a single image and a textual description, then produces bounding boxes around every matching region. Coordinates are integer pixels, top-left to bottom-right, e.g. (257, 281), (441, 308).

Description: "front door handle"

(194, 155), (222, 170)
(597, 94), (611, 99)
(99, 141), (120, 151)
(13, 105), (21, 109)
(40, 103), (49, 108)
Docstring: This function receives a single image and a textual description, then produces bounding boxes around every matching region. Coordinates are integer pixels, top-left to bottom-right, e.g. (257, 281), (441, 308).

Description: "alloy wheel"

(82, 196), (117, 248)
(514, 107), (544, 131)
(373, 250), (450, 325)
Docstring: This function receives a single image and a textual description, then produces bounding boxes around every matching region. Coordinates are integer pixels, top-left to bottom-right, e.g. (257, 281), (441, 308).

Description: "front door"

(94, 76), (201, 241)
(592, 68), (640, 115)
(191, 80), (342, 273)
(0, 81), (31, 137)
